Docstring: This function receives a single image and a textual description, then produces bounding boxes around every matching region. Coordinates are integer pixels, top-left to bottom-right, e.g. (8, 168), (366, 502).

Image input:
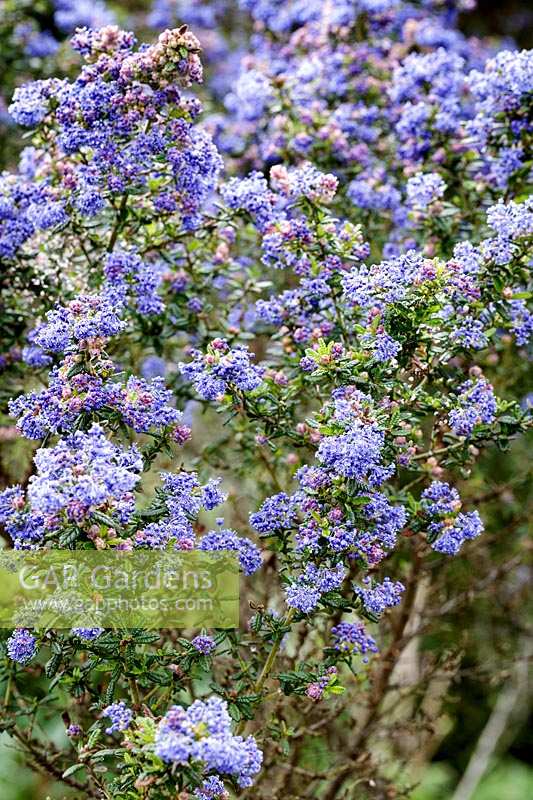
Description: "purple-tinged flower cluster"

(269, 163), (338, 204)
(8, 79), (61, 128)
(110, 376), (185, 435)
(356, 492), (408, 563)
(195, 776), (229, 800)
(508, 300), (533, 347)
(421, 480), (484, 555)
(220, 172), (279, 231)
(180, 338), (264, 400)
(450, 316), (489, 350)
(249, 492), (302, 534)
(163, 472), (226, 521)
(7, 25), (221, 240)
(134, 520), (194, 551)
(341, 251), (438, 312)
(154, 697), (262, 789)
(6, 629), (37, 664)
(191, 635), (216, 655)
(199, 527), (262, 576)
(104, 250), (164, 316)
(364, 331), (402, 363)
(306, 666), (338, 700)
(27, 423), (142, 527)
(34, 296), (124, 354)
(431, 511), (484, 556)
(420, 482), (462, 516)
(486, 198), (533, 241)
(0, 485), (45, 549)
(0, 172), (65, 258)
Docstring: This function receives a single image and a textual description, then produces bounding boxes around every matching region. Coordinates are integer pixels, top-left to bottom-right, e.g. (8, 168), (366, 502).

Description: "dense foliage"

(0, 1), (531, 799)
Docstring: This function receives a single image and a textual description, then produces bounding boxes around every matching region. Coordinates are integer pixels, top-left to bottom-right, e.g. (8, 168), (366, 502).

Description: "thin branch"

(450, 637), (532, 800)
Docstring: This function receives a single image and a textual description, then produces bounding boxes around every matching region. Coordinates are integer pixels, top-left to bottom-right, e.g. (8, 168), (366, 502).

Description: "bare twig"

(450, 637), (532, 800)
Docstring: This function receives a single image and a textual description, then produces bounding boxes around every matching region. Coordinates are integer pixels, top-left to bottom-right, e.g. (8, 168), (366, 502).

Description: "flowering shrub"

(0, 2), (531, 799)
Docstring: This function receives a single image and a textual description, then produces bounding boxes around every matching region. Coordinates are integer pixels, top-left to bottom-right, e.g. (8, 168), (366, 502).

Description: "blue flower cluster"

(285, 563), (346, 613)
(0, 486), (45, 549)
(103, 701), (133, 734)
(6, 23), (222, 259)
(10, 372), (186, 441)
(199, 526), (262, 576)
(421, 481), (484, 555)
(317, 424), (394, 486)
(154, 697), (262, 789)
(72, 627), (104, 641)
(331, 621), (379, 660)
(6, 629), (37, 664)
(448, 377), (497, 437)
(33, 295), (124, 354)
(0, 2), (531, 795)
(355, 577), (405, 615)
(13, 424), (143, 535)
(191, 635), (216, 655)
(180, 338), (264, 401)
(104, 250), (164, 316)
(0, 172), (66, 258)
(195, 776), (229, 800)
(406, 172), (447, 209)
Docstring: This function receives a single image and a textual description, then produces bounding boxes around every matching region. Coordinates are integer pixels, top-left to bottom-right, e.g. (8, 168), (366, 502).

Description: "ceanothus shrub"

(0, 3), (531, 799)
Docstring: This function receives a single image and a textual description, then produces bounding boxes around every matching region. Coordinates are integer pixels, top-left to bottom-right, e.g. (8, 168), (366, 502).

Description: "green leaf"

(62, 763), (85, 778)
(45, 653), (62, 678)
(92, 511), (119, 528)
(132, 631), (161, 644)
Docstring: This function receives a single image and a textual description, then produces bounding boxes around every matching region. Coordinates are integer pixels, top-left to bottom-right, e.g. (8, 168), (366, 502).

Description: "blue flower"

(191, 635), (216, 655)
(317, 424), (394, 486)
(331, 621), (379, 658)
(7, 629), (37, 664)
(102, 701), (133, 734)
(448, 378), (497, 437)
(199, 528), (262, 575)
(154, 697), (262, 788)
(72, 627), (104, 641)
(180, 339), (264, 401)
(406, 172), (446, 208)
(356, 577), (404, 615)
